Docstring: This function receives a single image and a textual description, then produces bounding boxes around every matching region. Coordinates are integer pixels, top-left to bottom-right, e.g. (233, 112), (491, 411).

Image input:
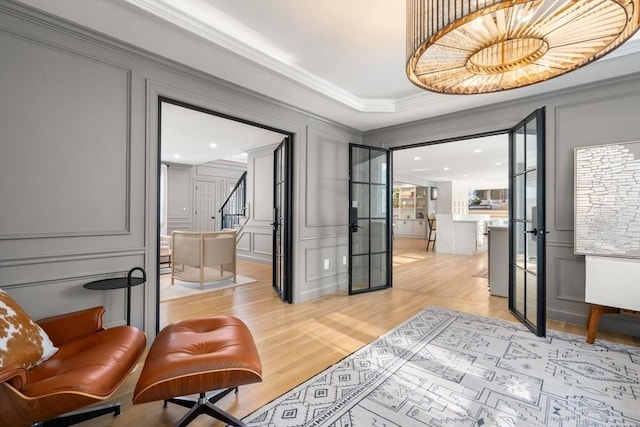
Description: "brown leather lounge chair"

(0, 305), (147, 427)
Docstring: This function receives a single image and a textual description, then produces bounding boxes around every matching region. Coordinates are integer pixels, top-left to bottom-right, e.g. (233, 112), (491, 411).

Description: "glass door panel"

(526, 119), (538, 170)
(370, 219), (387, 253)
(515, 127), (526, 173)
(515, 267), (525, 314)
(352, 219), (370, 255)
(514, 174), (525, 219)
(370, 253), (387, 288)
(509, 108), (546, 336)
(370, 150), (387, 184)
(349, 144), (392, 295)
(371, 186), (387, 218)
(352, 148), (370, 181)
(351, 256), (369, 292)
(353, 183), (370, 217)
(514, 222), (526, 269)
(526, 271), (538, 325)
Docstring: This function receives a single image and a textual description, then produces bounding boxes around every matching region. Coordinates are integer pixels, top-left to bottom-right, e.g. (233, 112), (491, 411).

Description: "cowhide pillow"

(0, 289), (58, 369)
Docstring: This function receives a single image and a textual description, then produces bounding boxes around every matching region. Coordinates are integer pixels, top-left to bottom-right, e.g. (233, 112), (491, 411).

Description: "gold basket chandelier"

(406, 0), (640, 94)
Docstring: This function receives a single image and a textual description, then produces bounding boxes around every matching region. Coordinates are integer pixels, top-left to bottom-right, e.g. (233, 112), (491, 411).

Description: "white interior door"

(195, 180), (217, 231)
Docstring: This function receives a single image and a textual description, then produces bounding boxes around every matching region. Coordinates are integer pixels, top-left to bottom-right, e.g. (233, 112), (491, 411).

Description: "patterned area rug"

(245, 307), (640, 426)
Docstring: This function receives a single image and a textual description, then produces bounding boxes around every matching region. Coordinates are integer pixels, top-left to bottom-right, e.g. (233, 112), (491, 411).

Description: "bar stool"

(426, 215), (436, 252)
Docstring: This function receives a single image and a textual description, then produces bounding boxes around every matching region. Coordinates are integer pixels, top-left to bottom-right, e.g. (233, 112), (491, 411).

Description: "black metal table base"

(163, 387), (245, 427)
(32, 402), (121, 427)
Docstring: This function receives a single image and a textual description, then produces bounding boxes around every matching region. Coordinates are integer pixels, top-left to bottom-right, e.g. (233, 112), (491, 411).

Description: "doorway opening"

(391, 132), (509, 303)
(386, 107), (547, 336)
(156, 97), (293, 332)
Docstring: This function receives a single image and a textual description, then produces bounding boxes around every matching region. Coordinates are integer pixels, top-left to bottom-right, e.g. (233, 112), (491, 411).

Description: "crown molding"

(126, 0), (398, 112)
(126, 0), (640, 116)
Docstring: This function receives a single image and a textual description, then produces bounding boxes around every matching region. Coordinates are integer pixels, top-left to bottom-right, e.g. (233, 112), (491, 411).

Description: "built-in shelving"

(393, 186), (428, 238)
(393, 186), (427, 220)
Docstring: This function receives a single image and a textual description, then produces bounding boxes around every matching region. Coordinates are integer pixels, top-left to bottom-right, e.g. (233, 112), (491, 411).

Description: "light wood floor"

(88, 238), (639, 427)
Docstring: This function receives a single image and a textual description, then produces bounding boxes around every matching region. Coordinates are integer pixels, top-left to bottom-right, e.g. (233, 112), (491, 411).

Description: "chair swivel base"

(32, 402), (121, 427)
(163, 387), (244, 427)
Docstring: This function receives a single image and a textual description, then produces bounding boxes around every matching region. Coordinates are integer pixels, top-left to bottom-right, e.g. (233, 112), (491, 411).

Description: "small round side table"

(83, 267), (146, 325)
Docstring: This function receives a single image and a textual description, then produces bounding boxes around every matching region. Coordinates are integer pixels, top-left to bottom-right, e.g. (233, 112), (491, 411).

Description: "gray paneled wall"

(364, 75), (640, 336)
(297, 125), (355, 301)
(0, 2), (358, 337)
(238, 145), (276, 261)
(0, 7), (147, 328)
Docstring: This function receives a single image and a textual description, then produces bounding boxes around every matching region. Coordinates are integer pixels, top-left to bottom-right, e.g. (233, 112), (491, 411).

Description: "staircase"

(219, 171), (248, 239)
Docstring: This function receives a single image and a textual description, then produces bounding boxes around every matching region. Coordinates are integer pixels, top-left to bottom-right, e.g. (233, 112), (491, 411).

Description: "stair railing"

(219, 171), (248, 236)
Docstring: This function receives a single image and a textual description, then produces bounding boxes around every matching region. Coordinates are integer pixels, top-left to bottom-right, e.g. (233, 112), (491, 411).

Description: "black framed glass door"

(348, 144), (392, 294)
(509, 108), (546, 336)
(273, 136), (293, 303)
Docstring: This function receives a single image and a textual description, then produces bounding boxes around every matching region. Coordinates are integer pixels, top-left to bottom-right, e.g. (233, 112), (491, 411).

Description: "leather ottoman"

(133, 316), (262, 427)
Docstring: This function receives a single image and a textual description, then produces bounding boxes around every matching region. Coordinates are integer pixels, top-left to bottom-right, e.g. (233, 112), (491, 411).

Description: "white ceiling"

(394, 134), (509, 189)
(15, 0), (640, 180)
(160, 102), (285, 164)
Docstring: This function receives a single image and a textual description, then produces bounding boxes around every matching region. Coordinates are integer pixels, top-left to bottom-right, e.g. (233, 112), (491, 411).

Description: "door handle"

(272, 208), (279, 231)
(350, 223), (364, 232)
(349, 206), (363, 232)
(525, 228), (538, 236)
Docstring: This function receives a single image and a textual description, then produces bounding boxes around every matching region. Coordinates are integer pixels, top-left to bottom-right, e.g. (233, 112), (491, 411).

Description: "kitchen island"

(435, 214), (490, 255)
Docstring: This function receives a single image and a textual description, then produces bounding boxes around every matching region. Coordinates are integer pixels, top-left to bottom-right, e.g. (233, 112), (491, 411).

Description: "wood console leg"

(586, 304), (619, 344)
(586, 304), (603, 344)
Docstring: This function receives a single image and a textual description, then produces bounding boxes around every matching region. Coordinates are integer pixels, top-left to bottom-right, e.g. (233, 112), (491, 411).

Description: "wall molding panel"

(251, 153), (275, 223)
(7, 275), (133, 328)
(0, 248), (146, 268)
(305, 127), (350, 228)
(251, 232), (273, 256)
(304, 245), (348, 282)
(0, 32), (133, 239)
(553, 255), (586, 302)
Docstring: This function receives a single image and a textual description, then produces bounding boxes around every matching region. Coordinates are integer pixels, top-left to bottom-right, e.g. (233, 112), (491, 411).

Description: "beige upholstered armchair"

(171, 230), (237, 290)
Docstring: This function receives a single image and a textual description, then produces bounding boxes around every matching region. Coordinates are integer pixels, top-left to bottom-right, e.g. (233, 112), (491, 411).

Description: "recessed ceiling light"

(473, 149), (482, 153)
(464, 174), (469, 177)
(495, 162), (502, 166)
(173, 154), (180, 159)
(210, 143), (217, 148)
(443, 167), (450, 170)
(414, 156), (421, 161)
